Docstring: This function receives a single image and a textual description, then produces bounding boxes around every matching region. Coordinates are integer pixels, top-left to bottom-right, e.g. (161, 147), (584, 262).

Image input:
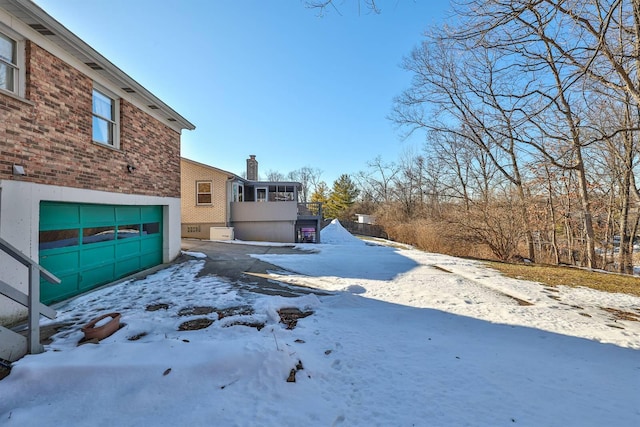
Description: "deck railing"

(297, 202), (323, 219)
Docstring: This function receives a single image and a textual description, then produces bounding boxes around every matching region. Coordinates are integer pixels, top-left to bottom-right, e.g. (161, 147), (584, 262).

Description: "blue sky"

(33, 0), (451, 185)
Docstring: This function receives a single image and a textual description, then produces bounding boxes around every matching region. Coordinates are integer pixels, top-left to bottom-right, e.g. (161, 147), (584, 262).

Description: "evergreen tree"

(310, 181), (330, 218)
(325, 174), (359, 220)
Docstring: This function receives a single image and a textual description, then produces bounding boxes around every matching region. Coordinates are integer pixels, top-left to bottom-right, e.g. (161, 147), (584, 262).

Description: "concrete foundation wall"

(181, 222), (226, 240)
(230, 201), (297, 222)
(232, 221), (295, 243)
(0, 180), (181, 325)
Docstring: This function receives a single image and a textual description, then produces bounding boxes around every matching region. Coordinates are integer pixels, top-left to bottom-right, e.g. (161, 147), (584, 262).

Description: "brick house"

(0, 0), (194, 326)
(181, 157), (322, 243)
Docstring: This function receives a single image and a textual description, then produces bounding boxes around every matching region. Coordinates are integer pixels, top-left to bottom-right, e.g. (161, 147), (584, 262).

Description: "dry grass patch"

(485, 262), (640, 297)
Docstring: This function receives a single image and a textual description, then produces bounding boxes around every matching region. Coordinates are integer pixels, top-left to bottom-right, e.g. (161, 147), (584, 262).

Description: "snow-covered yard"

(1, 221), (639, 426)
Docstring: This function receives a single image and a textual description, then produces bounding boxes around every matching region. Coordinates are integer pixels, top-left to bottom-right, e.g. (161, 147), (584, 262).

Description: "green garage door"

(39, 202), (163, 305)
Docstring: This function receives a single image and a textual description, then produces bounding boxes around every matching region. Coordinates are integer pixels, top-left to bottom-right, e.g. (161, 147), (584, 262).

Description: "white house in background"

(356, 214), (376, 225)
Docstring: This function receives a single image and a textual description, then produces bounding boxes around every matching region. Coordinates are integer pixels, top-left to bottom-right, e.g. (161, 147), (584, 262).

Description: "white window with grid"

(92, 86), (120, 147)
(0, 26), (25, 97)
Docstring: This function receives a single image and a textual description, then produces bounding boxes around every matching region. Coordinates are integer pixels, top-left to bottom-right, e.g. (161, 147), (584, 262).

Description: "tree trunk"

(618, 159), (632, 273)
(544, 164), (560, 265)
(575, 150), (596, 268)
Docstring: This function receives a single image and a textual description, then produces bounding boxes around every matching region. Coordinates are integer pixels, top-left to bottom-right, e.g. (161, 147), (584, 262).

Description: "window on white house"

(232, 183), (244, 202)
(92, 88), (119, 147)
(0, 32), (17, 93)
(256, 187), (267, 202)
(268, 185), (295, 201)
(197, 181), (212, 205)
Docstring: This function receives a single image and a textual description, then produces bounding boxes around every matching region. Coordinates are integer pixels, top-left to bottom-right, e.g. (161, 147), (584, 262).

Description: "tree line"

(289, 1), (640, 274)
(374, 0), (640, 273)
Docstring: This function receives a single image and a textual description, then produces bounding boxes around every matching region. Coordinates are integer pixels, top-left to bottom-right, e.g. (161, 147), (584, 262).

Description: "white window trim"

(256, 186), (268, 202)
(0, 23), (26, 99)
(196, 180), (213, 206)
(232, 182), (244, 202)
(92, 84), (120, 149)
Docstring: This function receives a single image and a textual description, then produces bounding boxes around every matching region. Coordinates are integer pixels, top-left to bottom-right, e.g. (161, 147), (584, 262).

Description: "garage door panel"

(81, 205), (116, 226)
(81, 244), (116, 268)
(141, 206), (162, 222)
(40, 204), (80, 230)
(116, 258), (140, 278)
(40, 202), (163, 305)
(140, 237), (162, 253)
(116, 239), (140, 258)
(40, 251), (80, 275)
(116, 206), (141, 224)
(41, 272), (80, 303)
(140, 252), (162, 269)
(81, 265), (115, 291)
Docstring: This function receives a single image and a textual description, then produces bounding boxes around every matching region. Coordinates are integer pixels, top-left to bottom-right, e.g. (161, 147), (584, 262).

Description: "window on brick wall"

(92, 87), (120, 147)
(196, 181), (212, 205)
(0, 32), (16, 92)
(0, 27), (24, 97)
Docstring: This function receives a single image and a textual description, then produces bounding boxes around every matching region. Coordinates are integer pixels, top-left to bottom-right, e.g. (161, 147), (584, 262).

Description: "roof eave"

(3, 0), (195, 131)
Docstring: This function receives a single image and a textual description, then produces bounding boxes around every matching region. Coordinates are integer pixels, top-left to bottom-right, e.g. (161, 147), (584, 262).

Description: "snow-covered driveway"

(256, 224), (640, 350)
(1, 221), (638, 426)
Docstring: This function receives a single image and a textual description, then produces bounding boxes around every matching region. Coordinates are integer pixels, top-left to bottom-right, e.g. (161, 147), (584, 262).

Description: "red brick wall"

(0, 41), (181, 197)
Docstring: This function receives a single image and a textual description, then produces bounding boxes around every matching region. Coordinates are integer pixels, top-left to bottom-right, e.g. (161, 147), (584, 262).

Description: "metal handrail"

(0, 237), (60, 354)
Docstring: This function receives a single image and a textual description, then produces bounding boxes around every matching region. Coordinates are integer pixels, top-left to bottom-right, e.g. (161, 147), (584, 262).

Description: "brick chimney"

(246, 155), (258, 181)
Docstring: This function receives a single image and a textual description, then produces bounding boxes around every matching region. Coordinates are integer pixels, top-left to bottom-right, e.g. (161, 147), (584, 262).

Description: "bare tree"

(357, 155), (400, 204)
(395, 0), (640, 268)
(392, 31), (539, 260)
(288, 166), (323, 202)
(467, 0), (640, 268)
(389, 148), (433, 218)
(541, 162), (561, 264)
(427, 131), (476, 212)
(265, 170), (285, 181)
(453, 190), (527, 261)
(304, 0), (381, 15)
(593, 92), (640, 273)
